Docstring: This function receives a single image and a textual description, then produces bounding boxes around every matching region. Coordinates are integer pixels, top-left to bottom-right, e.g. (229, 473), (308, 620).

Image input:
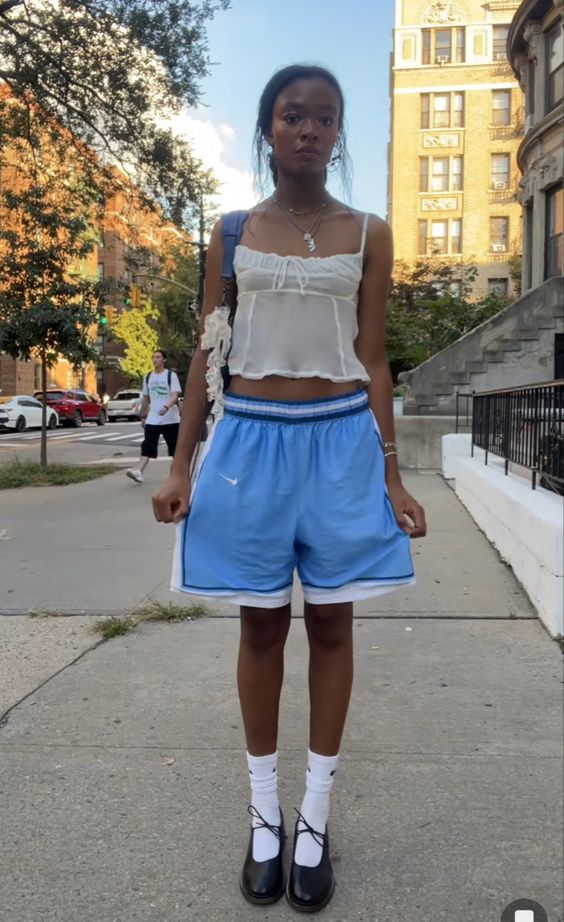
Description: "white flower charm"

(200, 304), (232, 419)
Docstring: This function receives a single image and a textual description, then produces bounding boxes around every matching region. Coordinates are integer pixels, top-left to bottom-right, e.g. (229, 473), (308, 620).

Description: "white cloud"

(169, 108), (258, 215)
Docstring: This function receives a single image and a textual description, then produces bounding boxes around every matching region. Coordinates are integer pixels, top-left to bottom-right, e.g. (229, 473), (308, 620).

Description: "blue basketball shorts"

(171, 390), (415, 607)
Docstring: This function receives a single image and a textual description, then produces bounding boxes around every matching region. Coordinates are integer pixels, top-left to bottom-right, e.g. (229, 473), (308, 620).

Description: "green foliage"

(0, 0), (226, 226)
(112, 299), (159, 382)
(0, 462), (116, 489)
(151, 247), (201, 379)
(386, 260), (512, 379)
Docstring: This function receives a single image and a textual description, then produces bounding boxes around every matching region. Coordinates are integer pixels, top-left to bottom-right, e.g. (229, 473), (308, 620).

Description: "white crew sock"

(294, 749), (339, 868)
(247, 751), (281, 862)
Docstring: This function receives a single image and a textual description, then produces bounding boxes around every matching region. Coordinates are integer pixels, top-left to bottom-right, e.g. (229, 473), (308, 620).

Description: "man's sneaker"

(126, 468), (144, 483)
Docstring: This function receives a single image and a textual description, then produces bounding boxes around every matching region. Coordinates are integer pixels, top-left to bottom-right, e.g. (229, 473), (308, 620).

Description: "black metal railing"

(472, 381), (564, 493)
(455, 391), (473, 432)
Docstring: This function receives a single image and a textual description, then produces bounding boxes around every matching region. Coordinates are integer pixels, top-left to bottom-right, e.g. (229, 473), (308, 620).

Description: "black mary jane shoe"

(239, 805), (286, 905)
(286, 809), (336, 913)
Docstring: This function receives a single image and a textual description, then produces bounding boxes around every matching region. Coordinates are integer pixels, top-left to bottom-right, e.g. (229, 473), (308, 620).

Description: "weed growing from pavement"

(93, 616), (138, 639)
(0, 461), (116, 489)
(28, 610), (62, 619)
(133, 599), (209, 622)
(92, 601), (209, 640)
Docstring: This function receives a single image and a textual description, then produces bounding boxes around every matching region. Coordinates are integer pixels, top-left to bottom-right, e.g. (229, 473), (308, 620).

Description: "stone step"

(432, 384), (454, 396)
(483, 350), (505, 363)
(516, 328), (541, 340)
(466, 361), (487, 374)
(499, 339), (522, 351)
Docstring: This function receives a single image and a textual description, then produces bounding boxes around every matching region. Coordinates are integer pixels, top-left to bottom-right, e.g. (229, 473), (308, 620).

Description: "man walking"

(126, 350), (181, 484)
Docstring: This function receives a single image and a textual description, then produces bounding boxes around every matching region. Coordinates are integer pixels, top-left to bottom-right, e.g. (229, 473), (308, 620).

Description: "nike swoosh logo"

(218, 473), (238, 486)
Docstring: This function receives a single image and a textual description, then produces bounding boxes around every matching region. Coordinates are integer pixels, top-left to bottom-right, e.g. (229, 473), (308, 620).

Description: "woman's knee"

(304, 601), (353, 649)
(240, 604), (291, 654)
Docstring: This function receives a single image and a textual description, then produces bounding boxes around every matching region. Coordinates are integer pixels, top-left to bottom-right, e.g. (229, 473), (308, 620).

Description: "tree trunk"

(40, 354), (48, 468)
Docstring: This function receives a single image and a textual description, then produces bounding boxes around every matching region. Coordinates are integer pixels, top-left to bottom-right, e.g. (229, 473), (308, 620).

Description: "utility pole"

(198, 190), (206, 310)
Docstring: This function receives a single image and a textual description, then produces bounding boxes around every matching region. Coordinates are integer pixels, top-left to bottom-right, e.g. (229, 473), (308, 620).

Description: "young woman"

(152, 64), (427, 913)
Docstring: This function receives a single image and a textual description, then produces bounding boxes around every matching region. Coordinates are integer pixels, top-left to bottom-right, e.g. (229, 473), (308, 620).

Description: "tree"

(0, 0), (226, 225)
(151, 246), (201, 380)
(386, 260), (511, 380)
(112, 297), (158, 382)
(0, 149), (104, 465)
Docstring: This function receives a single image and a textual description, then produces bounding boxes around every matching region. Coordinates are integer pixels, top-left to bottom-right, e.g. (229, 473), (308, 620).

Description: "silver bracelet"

(383, 441), (397, 450)
(383, 449), (398, 458)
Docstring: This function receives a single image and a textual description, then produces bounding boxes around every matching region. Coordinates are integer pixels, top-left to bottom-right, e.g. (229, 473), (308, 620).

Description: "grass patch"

(134, 599), (210, 622)
(92, 601), (209, 640)
(92, 616), (138, 640)
(28, 609), (62, 619)
(0, 461), (116, 490)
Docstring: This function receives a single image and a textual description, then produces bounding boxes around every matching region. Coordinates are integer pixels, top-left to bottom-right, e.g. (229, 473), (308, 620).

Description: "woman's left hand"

(386, 482), (427, 538)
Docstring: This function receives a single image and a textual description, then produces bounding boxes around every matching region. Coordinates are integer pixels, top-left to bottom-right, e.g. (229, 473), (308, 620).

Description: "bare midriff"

(228, 374), (363, 401)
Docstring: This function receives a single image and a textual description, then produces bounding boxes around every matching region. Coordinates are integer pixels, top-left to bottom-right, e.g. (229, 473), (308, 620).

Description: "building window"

(492, 25), (510, 60)
(451, 219), (462, 253)
(546, 20), (564, 113)
(492, 90), (511, 125)
(545, 184), (563, 279)
(430, 220), (448, 254)
(488, 278), (509, 297)
(422, 30), (431, 65)
(491, 154), (510, 189)
(421, 94), (430, 129)
(422, 27), (466, 65)
(419, 158), (429, 193)
(433, 94), (450, 127)
(420, 156), (463, 193)
(452, 156), (463, 191)
(418, 220), (428, 255)
(418, 219), (461, 255)
(453, 92), (464, 127)
(420, 92), (464, 129)
(431, 158), (449, 192)
(490, 217), (509, 251)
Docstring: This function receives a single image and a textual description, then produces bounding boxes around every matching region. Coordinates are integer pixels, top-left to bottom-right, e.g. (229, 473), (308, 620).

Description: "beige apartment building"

(388, 0), (525, 298)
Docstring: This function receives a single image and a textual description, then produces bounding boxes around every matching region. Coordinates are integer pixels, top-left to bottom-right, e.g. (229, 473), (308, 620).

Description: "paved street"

(0, 420), (168, 467)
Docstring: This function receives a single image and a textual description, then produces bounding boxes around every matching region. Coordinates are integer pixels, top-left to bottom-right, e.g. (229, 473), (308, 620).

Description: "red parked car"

(34, 389), (107, 427)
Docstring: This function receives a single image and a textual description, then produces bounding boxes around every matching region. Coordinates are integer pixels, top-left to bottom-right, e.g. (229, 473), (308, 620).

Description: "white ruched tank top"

(228, 212), (371, 384)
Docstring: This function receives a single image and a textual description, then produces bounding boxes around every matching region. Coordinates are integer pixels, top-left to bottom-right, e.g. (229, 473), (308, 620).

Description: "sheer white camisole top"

(228, 212), (371, 384)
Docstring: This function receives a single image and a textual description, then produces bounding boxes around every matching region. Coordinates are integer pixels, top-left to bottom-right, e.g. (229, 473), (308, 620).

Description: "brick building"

(388, 0), (525, 298)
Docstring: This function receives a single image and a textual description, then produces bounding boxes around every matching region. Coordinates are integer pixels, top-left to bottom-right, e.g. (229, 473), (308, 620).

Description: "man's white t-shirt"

(143, 370), (181, 426)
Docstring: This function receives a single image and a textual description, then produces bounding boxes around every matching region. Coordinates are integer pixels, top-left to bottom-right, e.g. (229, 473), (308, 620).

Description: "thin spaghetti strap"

(360, 212), (370, 254)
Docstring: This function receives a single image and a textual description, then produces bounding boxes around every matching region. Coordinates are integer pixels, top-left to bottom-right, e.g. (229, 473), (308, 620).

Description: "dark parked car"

(34, 389), (107, 427)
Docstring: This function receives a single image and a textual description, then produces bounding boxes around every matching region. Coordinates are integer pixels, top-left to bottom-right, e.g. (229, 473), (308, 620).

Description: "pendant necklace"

(273, 196), (328, 253)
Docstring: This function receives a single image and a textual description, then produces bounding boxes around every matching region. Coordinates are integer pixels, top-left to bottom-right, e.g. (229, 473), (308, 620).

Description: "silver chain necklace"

(273, 197), (328, 252)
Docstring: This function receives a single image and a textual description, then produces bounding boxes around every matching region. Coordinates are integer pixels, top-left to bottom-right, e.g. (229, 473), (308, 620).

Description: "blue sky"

(183, 0), (395, 217)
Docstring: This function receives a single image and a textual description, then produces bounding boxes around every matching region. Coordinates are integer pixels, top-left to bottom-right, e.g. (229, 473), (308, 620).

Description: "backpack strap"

(145, 371), (151, 389)
(221, 210), (249, 281)
(167, 369), (172, 389)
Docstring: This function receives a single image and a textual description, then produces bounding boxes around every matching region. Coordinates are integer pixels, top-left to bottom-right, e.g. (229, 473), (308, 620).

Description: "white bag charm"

(200, 303), (232, 420)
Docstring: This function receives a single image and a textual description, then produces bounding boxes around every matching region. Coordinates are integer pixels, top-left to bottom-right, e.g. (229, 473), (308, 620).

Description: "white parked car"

(106, 389), (143, 421)
(0, 395), (59, 432)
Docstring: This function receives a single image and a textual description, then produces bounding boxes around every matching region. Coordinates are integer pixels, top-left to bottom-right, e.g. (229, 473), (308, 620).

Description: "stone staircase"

(398, 277), (563, 415)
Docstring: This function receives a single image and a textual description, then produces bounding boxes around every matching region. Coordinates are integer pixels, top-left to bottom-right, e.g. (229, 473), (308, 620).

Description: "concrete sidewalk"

(0, 468), (562, 921)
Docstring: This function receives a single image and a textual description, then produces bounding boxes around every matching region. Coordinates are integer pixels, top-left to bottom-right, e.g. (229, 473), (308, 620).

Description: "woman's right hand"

(152, 471), (191, 524)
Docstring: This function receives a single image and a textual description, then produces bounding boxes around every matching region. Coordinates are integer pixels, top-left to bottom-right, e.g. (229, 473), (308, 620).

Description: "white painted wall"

(442, 435), (563, 638)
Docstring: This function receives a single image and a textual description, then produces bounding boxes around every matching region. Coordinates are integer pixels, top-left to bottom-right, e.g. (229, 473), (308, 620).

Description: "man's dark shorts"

(141, 423), (179, 459)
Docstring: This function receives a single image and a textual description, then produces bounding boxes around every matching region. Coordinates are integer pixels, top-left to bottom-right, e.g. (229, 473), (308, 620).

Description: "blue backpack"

(219, 209), (249, 389)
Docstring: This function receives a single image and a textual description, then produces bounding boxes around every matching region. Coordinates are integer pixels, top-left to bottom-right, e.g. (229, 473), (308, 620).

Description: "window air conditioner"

(491, 243), (506, 252)
(493, 181), (507, 190)
(435, 55), (449, 65)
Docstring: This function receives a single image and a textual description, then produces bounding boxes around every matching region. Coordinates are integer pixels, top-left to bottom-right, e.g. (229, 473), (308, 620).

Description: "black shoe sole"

(239, 870), (286, 905)
(285, 878), (336, 913)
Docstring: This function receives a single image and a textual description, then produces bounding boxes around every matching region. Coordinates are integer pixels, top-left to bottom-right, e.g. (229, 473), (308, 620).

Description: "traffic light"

(98, 306), (108, 328)
(124, 284), (140, 308)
